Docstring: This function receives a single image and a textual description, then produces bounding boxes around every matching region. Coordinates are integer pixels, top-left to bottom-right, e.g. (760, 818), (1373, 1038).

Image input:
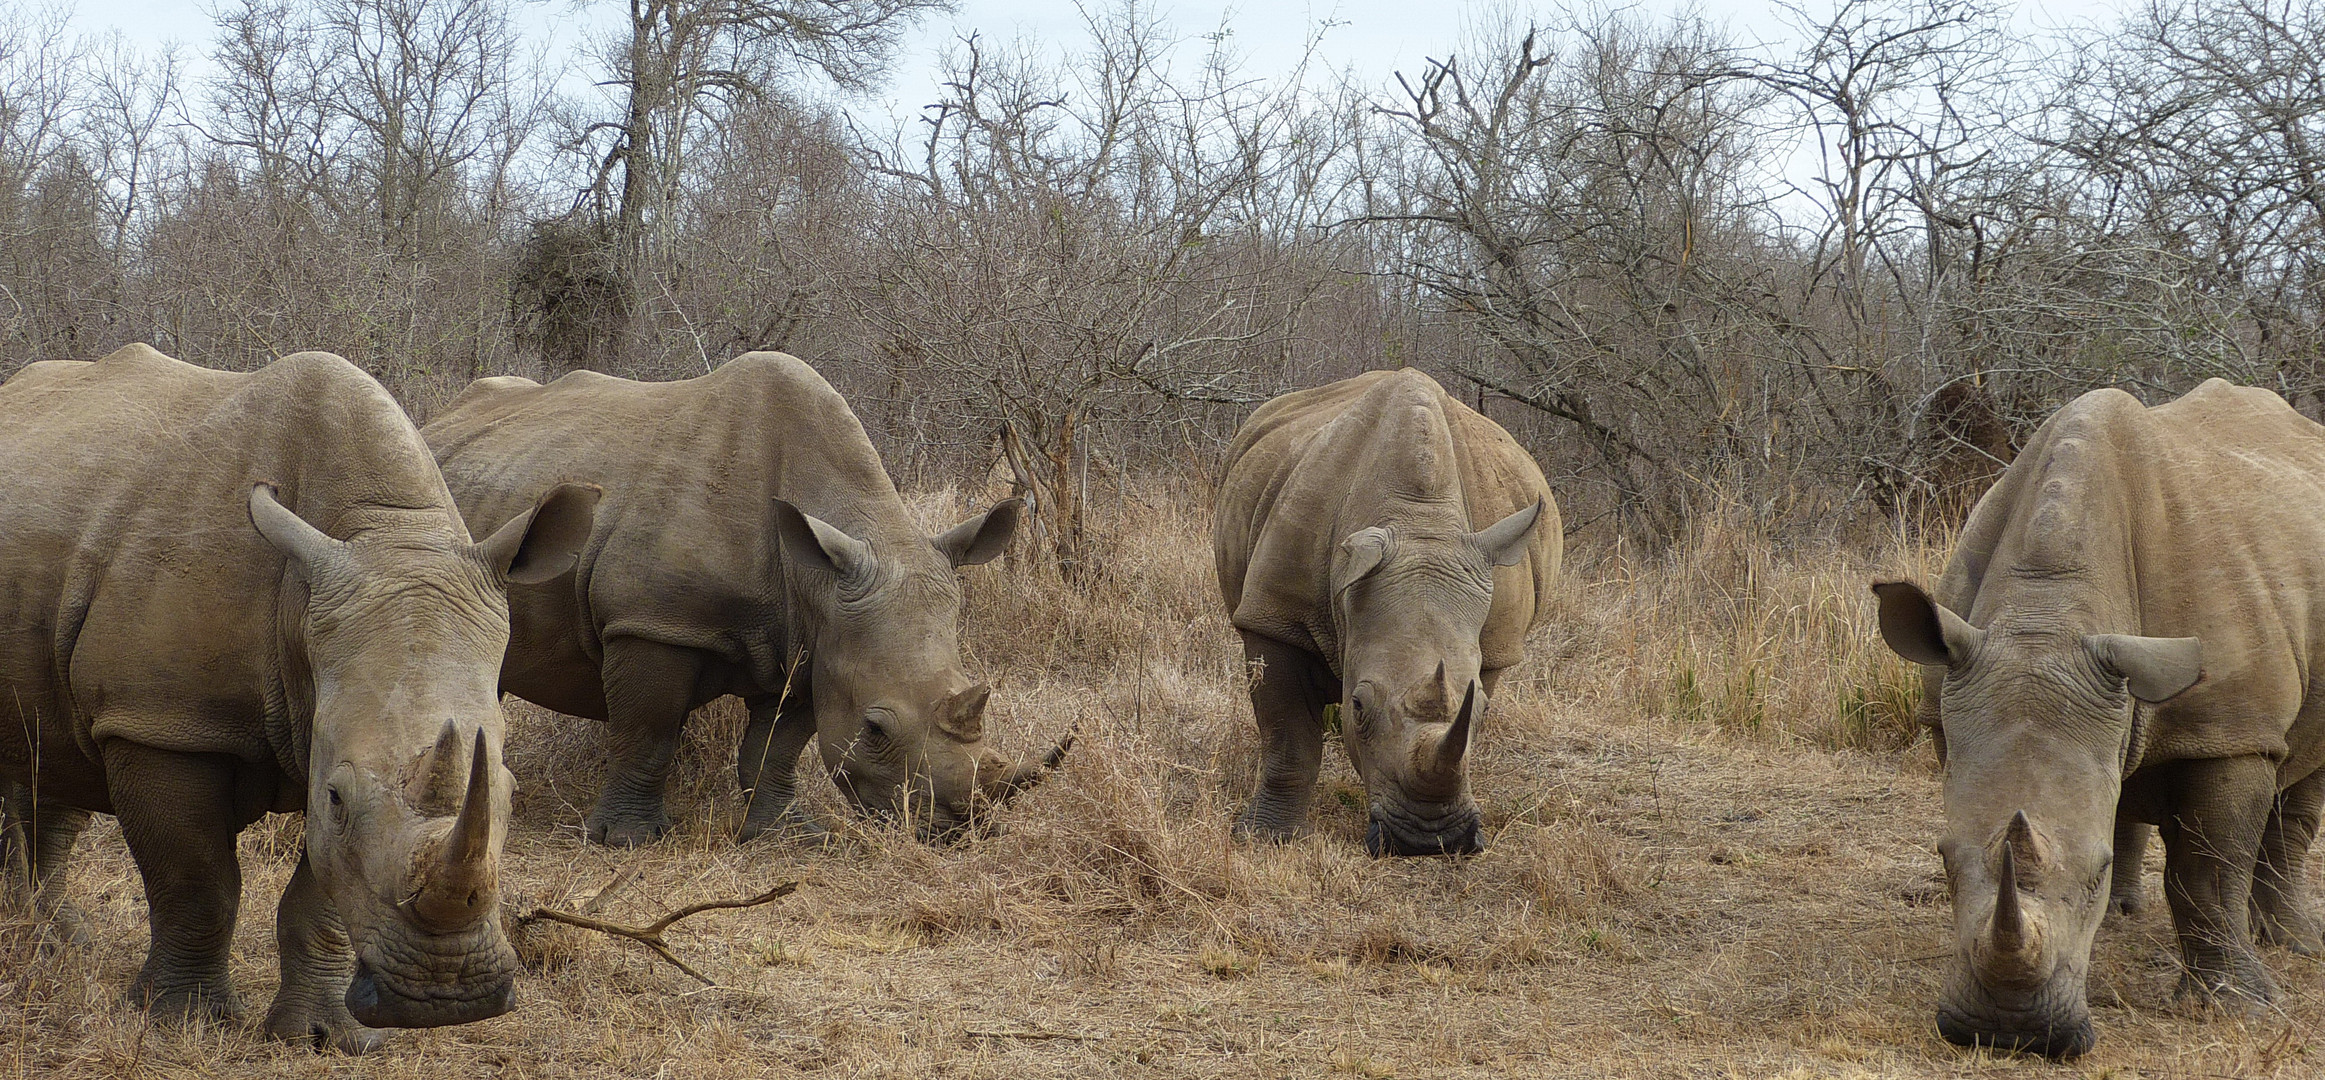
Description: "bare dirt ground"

(3, 486), (2318, 1078)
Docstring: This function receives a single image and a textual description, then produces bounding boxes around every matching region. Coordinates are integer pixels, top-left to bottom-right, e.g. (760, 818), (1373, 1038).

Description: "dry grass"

(3, 482), (2319, 1079)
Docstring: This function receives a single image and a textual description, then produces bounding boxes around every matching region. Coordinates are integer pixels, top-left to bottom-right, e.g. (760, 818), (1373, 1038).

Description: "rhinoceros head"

(1875, 580), (2200, 1058)
(1332, 500), (1543, 857)
(251, 482), (597, 1031)
(773, 497), (1067, 840)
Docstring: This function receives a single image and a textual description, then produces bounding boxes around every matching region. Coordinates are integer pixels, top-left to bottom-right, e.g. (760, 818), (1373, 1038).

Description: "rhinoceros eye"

(1348, 687), (1379, 737)
(860, 710), (896, 756)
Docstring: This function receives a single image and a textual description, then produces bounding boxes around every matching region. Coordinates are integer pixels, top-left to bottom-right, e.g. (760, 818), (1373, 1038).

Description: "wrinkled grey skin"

(0, 345), (596, 1052)
(1, 780), (92, 948)
(1215, 370), (1560, 856)
(1876, 379), (2325, 1058)
(423, 352), (1064, 847)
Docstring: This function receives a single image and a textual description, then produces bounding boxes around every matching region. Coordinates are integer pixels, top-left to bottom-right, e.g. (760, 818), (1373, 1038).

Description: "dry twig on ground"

(516, 879), (800, 985)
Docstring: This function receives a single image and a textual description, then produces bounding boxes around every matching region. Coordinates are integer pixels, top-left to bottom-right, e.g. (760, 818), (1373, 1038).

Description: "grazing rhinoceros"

(1875, 379), (2325, 1057)
(0, 344), (597, 1052)
(422, 351), (1064, 847)
(1215, 369), (1558, 856)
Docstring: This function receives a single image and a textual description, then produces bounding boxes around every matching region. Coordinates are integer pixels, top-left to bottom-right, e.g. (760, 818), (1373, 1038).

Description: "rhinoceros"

(0, 344), (596, 1052)
(1875, 379), (2325, 1056)
(422, 351), (1064, 847)
(1215, 369), (1559, 856)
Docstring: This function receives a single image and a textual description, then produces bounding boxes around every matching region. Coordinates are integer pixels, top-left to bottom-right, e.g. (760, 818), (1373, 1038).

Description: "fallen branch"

(518, 881), (800, 985)
(965, 1028), (1105, 1042)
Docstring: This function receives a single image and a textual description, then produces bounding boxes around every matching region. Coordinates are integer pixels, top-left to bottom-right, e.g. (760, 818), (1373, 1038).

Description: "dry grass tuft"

(2, 480), (2317, 1078)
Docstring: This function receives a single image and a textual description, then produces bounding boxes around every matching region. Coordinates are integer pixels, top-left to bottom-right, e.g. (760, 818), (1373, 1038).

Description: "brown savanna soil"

(3, 483), (2318, 1078)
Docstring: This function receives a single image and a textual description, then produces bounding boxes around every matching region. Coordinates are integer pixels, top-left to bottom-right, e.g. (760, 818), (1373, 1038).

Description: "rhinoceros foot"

(26, 901), (94, 953)
(584, 806), (672, 848)
(2172, 958), (2279, 1015)
(1230, 813), (1301, 845)
(2106, 887), (2147, 918)
(737, 811), (832, 847)
(2251, 902), (2323, 956)
(265, 988), (384, 1054)
(130, 976), (246, 1028)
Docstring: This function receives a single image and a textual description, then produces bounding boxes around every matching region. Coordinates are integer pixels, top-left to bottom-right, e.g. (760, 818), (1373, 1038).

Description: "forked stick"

(518, 880), (800, 985)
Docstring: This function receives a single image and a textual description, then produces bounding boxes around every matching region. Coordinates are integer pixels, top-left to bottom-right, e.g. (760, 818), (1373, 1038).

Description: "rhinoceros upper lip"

(1936, 1002), (2093, 1058)
(1372, 797), (1476, 835)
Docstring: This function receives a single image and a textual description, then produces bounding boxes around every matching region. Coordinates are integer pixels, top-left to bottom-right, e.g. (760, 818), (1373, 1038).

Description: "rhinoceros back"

(1938, 378), (2325, 774)
(1215, 368), (1559, 672)
(0, 345), (463, 802)
(423, 352), (928, 692)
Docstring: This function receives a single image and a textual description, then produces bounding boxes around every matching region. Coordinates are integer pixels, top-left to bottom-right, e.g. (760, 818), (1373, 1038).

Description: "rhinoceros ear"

(934, 683), (990, 743)
(773, 498), (872, 580)
(1333, 528), (1391, 595)
(477, 483), (600, 585)
(2085, 634), (2202, 703)
(934, 498), (1023, 568)
(1872, 580), (1984, 668)
(249, 483), (349, 577)
(1467, 499), (1544, 568)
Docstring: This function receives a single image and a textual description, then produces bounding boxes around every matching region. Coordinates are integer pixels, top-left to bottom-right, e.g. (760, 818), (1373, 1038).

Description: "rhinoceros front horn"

(984, 734), (1075, 805)
(413, 729), (497, 931)
(1992, 839), (2027, 952)
(1981, 811), (2045, 985)
(1426, 681), (1480, 783)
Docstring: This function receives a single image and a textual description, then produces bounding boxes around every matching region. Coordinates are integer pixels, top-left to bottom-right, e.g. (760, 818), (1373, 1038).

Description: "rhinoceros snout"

(346, 955), (515, 1029)
(1364, 816), (1483, 858)
(1936, 1006), (2093, 1059)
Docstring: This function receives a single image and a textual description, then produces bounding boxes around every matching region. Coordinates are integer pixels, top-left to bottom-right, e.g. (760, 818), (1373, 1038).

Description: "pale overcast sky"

(67, 0), (2135, 114)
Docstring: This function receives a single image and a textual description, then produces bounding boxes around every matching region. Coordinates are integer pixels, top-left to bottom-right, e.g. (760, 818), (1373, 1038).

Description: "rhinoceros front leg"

(736, 692), (826, 844)
(585, 637), (709, 847)
(1, 781), (93, 947)
(2160, 754), (2279, 1009)
(103, 743), (248, 1023)
(2110, 817), (2151, 917)
(2251, 767), (2324, 956)
(263, 852), (383, 1053)
(1232, 631), (1339, 844)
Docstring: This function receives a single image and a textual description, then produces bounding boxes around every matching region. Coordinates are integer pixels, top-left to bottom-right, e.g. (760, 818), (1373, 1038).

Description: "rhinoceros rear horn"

(936, 684), (991, 743)
(478, 482), (601, 585)
(248, 483), (349, 576)
(422, 718), (467, 810)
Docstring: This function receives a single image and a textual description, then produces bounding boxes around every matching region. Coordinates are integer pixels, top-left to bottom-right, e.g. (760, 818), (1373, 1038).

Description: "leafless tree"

(2052, 0), (2325, 403)
(841, 4), (1354, 571)
(319, 0), (532, 253)
(1369, 15), (1797, 540)
(569, 0), (949, 359)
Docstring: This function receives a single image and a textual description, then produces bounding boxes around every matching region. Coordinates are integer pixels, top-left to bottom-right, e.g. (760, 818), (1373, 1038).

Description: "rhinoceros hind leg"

(105, 744), (249, 1025)
(1232, 631), (1338, 844)
(584, 638), (709, 847)
(2109, 818), (2150, 917)
(2160, 755), (2280, 1010)
(737, 692), (828, 844)
(1, 781), (93, 949)
(264, 853), (384, 1054)
(2251, 768), (2324, 956)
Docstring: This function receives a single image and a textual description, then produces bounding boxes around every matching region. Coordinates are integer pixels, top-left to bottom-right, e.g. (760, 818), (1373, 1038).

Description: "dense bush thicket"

(1, 0), (2319, 546)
